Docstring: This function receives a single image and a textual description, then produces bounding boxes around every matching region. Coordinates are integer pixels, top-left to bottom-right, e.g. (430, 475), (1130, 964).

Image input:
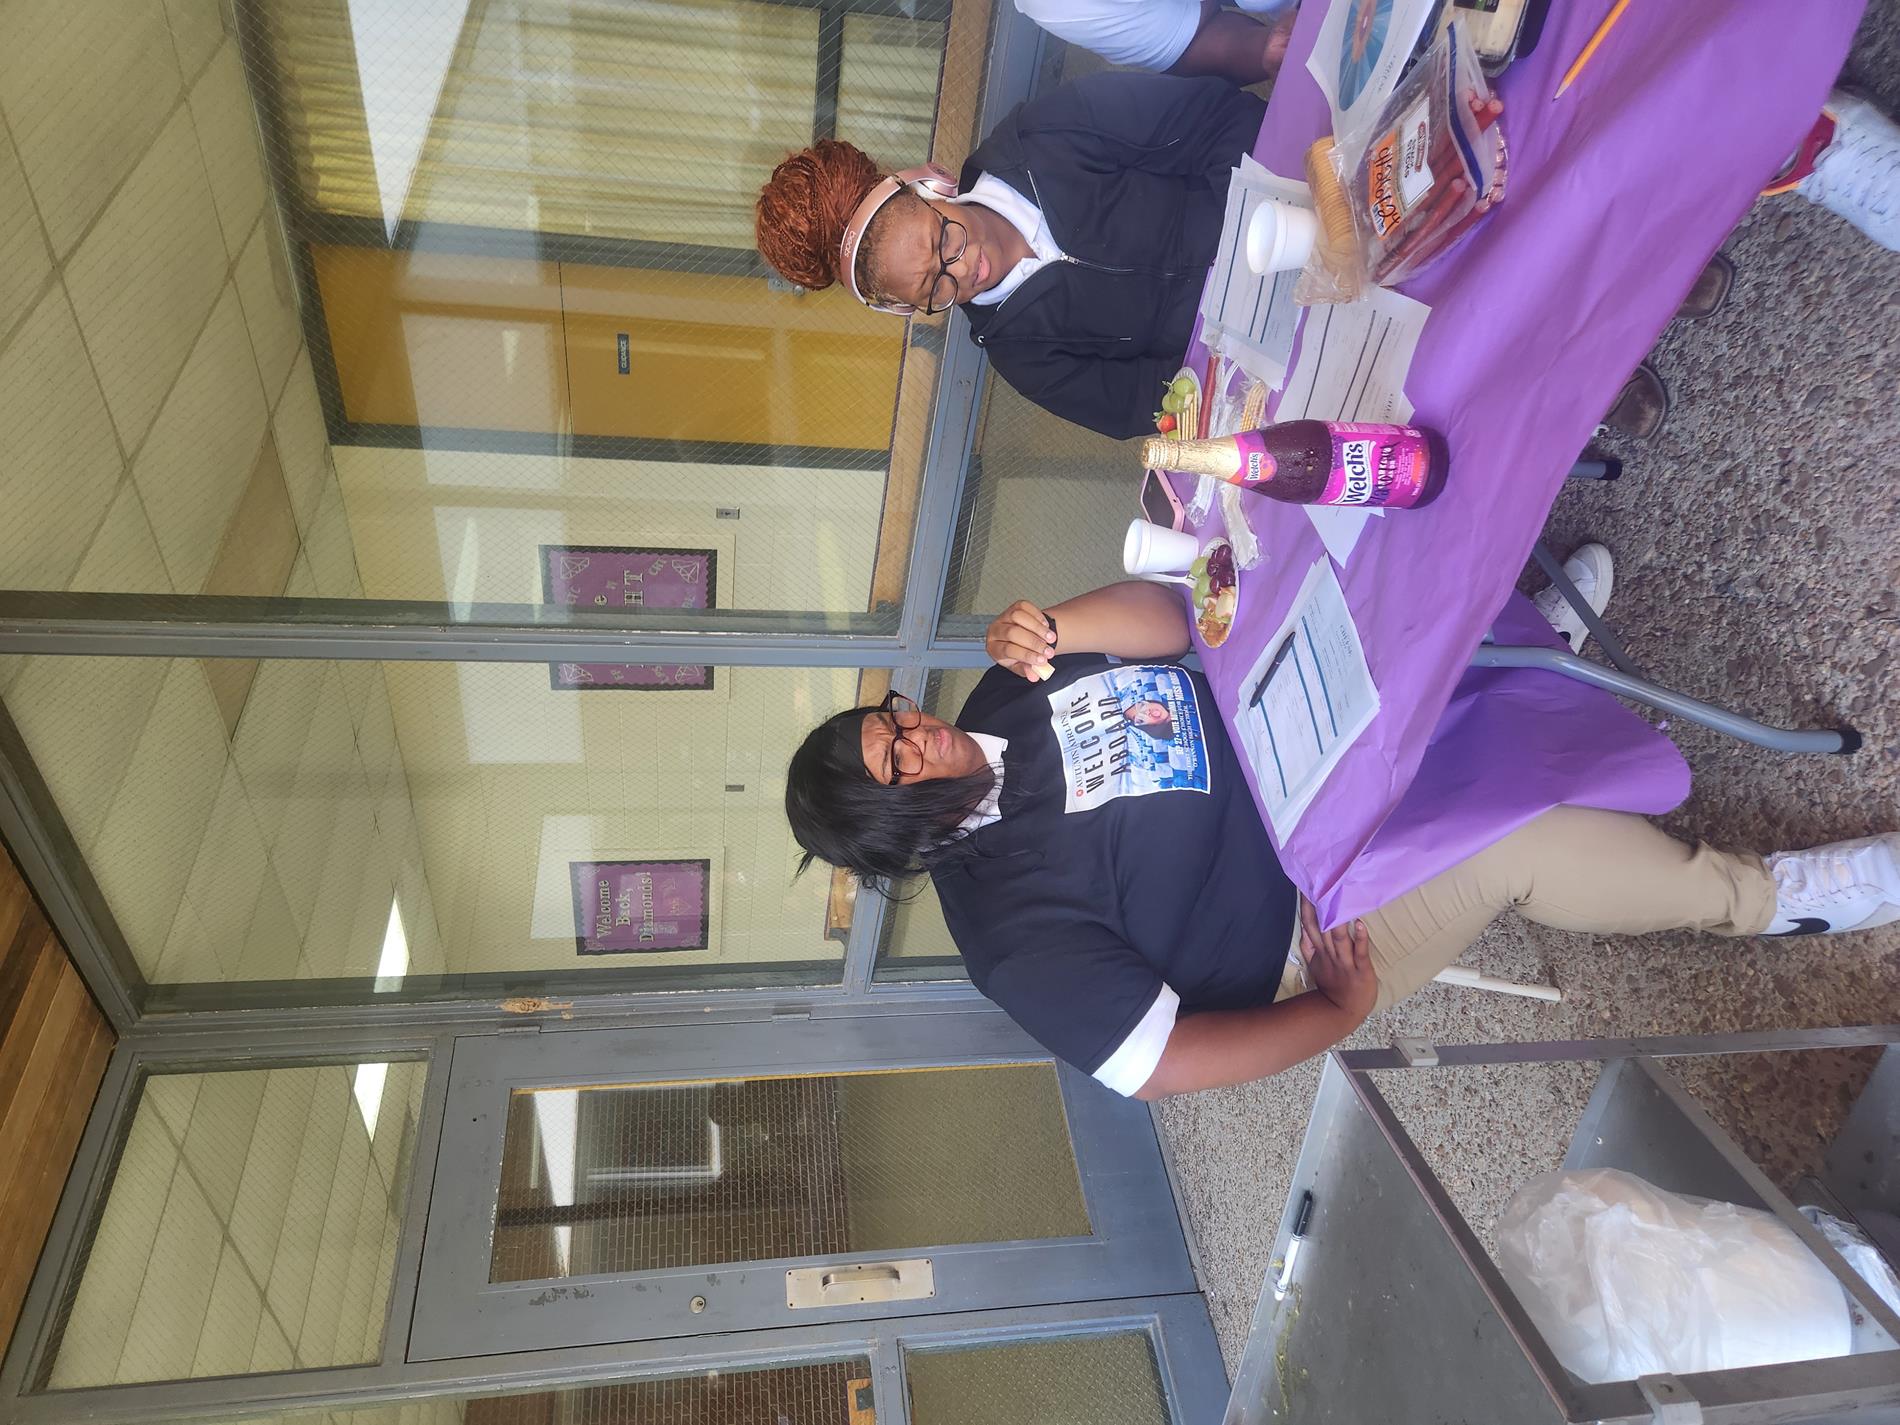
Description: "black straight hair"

(785, 704), (998, 898)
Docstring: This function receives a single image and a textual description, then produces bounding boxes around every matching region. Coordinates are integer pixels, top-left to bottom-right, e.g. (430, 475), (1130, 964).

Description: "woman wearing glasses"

(753, 72), (1266, 438)
(783, 580), (1900, 1099)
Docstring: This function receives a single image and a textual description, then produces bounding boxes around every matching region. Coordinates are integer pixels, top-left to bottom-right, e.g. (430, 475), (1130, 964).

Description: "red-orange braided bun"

(755, 139), (884, 292)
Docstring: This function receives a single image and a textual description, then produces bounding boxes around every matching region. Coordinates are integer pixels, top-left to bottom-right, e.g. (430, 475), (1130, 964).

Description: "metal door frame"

(411, 1013), (1196, 1358)
(1, 1014), (1222, 1423)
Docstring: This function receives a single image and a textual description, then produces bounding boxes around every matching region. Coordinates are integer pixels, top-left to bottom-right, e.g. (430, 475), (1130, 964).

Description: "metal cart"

(1226, 1028), (1900, 1425)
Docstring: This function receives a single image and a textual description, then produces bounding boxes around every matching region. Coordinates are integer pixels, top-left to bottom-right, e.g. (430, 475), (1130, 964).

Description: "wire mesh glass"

(936, 368), (1141, 639)
(0, 0), (1003, 639)
(905, 1331), (1169, 1425)
(5, 655), (869, 1004)
(39, 1060), (427, 1388)
(873, 667), (985, 983)
(132, 1359), (878, 1425)
(491, 1064), (1091, 1282)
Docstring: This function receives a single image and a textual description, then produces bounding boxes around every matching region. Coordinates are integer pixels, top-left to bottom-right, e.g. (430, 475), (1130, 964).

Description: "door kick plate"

(785, 1257), (935, 1308)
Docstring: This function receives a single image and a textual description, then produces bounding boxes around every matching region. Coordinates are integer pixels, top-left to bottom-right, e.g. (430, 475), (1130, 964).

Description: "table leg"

(1566, 457), (1622, 481)
(1471, 644), (1862, 754)
(1433, 965), (1563, 1003)
(1531, 539), (1642, 678)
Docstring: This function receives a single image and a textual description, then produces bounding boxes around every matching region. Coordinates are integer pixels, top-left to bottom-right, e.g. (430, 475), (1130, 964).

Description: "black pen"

(1273, 1189), (1315, 1301)
(1248, 632), (1298, 710)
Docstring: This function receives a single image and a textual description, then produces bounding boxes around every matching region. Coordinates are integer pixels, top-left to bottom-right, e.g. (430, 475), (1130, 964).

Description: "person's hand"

(986, 600), (1058, 682)
(1264, 10), (1296, 70)
(1299, 896), (1378, 1022)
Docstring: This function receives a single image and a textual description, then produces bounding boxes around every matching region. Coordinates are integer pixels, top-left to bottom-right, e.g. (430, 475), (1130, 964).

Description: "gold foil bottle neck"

(1140, 435), (1243, 480)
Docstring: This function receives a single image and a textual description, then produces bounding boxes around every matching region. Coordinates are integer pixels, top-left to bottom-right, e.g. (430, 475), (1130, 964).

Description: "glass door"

(0, 0), (1033, 1018)
(410, 1012), (1195, 1357)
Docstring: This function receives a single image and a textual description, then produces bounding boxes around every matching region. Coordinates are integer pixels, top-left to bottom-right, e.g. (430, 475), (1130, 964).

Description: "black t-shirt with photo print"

(930, 656), (1297, 1079)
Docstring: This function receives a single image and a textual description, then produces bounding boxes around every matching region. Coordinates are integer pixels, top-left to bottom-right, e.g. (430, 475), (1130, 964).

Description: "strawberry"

(1154, 412), (1178, 434)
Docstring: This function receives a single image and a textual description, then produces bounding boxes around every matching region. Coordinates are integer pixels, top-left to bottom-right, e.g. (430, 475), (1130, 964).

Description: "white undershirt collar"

(956, 174), (1066, 307)
(957, 731), (1009, 830)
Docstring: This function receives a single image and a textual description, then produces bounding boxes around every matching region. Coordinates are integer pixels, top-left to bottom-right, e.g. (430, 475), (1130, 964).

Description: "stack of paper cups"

(1123, 519), (1202, 578)
(1245, 198), (1318, 276)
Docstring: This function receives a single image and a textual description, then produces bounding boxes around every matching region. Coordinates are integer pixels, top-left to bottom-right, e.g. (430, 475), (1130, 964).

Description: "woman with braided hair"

(754, 72), (1266, 439)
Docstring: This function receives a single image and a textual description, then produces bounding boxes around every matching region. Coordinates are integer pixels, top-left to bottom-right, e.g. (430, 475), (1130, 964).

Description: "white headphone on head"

(838, 162), (961, 315)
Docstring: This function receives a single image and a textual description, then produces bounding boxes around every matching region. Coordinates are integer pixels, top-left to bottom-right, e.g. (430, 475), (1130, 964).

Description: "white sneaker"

(1532, 543), (1614, 656)
(1798, 92), (1900, 252)
(1764, 833), (1900, 936)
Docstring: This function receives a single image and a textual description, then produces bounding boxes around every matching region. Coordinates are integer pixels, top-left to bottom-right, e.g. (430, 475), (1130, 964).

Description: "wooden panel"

(0, 838), (114, 1360)
(933, 0), (996, 165)
(311, 246), (569, 433)
(858, 0), (992, 616)
(559, 263), (902, 449)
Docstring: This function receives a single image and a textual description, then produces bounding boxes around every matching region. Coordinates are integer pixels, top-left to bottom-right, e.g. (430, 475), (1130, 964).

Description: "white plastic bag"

(1802, 1205), (1900, 1350)
(1494, 1169), (1852, 1383)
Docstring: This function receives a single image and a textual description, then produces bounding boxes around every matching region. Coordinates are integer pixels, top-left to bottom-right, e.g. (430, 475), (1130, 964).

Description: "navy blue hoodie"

(932, 658), (1296, 1084)
(958, 72), (1266, 439)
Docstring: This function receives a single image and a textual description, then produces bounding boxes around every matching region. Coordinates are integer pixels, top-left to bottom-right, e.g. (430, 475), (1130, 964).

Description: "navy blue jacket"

(933, 657), (1296, 1080)
(958, 73), (1266, 440)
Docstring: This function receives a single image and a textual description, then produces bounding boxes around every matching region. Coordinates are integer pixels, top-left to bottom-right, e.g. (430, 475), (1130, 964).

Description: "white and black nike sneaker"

(1799, 92), (1900, 253)
(1532, 543), (1614, 656)
(1764, 833), (1900, 935)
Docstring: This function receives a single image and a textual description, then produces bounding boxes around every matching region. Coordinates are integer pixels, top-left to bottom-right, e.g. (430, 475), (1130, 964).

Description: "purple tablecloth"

(1185, 0), (1864, 925)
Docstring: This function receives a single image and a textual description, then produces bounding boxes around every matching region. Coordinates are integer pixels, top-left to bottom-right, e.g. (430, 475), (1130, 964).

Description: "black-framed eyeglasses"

(875, 690), (925, 784)
(921, 214), (968, 316)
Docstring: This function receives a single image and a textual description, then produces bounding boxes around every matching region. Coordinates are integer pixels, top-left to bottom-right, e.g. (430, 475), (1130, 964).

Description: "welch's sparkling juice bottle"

(1140, 421), (1446, 508)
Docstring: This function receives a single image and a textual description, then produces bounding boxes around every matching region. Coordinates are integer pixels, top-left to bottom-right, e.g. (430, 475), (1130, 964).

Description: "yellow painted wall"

(561, 264), (904, 448)
(310, 247), (568, 433)
(311, 246), (904, 450)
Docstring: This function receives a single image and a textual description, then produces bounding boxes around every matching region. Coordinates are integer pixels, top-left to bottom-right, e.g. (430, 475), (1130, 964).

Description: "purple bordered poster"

(570, 858), (712, 954)
(540, 545), (716, 691)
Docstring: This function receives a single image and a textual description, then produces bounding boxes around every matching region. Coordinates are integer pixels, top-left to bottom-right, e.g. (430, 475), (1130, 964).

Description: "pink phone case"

(1140, 468), (1187, 531)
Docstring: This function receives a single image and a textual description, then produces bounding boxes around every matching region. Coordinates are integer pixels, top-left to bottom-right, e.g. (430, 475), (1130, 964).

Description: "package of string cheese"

(1351, 23), (1506, 287)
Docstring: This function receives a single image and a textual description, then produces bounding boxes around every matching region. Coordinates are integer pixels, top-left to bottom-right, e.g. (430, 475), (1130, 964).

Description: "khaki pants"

(1278, 806), (1779, 1010)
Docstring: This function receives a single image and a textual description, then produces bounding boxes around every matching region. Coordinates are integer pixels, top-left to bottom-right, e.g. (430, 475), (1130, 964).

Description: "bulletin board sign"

(569, 857), (713, 954)
(540, 544), (716, 691)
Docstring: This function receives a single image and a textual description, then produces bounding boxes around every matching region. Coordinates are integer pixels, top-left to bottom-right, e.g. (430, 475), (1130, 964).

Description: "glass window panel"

(906, 1332), (1169, 1425)
(874, 668), (983, 984)
(836, 14), (949, 165)
(112, 1360), (877, 1424)
(939, 376), (1136, 638)
(0, 0), (977, 623)
(247, 0), (946, 615)
(41, 1062), (427, 1388)
(491, 1065), (1091, 1282)
(262, 0), (822, 245)
(3, 658), (874, 1004)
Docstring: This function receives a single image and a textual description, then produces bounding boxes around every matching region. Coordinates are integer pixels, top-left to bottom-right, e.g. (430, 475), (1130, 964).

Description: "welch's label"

(1318, 423), (1433, 508)
(1233, 429), (1277, 484)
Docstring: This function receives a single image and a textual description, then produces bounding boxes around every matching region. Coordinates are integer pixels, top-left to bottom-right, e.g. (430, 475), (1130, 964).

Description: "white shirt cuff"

(1092, 985), (1181, 1097)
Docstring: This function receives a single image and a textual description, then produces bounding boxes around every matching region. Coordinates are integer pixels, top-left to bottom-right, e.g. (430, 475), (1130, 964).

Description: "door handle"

(786, 1257), (935, 1308)
(821, 1265), (900, 1291)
